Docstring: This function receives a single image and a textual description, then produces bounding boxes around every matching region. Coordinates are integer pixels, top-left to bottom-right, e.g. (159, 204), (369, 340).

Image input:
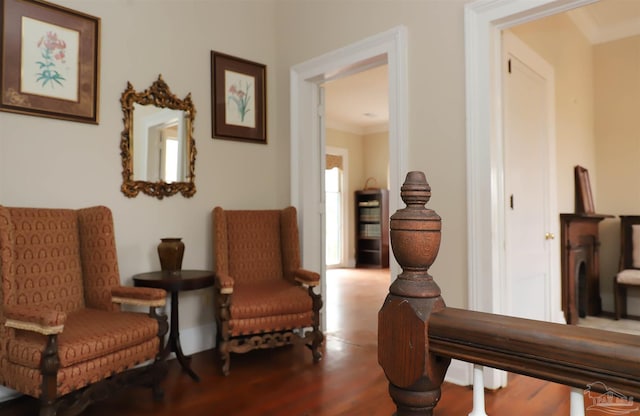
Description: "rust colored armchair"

(212, 206), (323, 375)
(0, 206), (168, 416)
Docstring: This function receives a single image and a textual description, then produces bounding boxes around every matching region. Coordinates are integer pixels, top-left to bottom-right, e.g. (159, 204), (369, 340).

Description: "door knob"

(545, 232), (555, 240)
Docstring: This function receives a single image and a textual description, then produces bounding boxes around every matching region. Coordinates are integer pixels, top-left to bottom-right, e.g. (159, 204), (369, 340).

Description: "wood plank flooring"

(0, 268), (610, 415)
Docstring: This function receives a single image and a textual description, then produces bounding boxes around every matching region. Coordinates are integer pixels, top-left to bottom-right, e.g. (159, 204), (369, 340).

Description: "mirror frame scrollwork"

(120, 74), (196, 199)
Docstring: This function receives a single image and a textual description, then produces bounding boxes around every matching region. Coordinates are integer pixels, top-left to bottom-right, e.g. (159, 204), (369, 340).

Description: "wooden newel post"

(378, 171), (451, 415)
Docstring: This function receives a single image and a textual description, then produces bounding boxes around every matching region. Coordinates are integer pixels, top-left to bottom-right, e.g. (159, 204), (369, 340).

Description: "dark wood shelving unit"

(355, 189), (389, 268)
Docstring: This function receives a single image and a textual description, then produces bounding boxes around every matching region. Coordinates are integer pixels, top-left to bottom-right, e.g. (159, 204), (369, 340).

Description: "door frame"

(465, 0), (597, 387)
(290, 26), (408, 329)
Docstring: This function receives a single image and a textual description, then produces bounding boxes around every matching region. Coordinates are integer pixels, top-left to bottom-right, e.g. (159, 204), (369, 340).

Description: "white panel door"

(503, 31), (557, 322)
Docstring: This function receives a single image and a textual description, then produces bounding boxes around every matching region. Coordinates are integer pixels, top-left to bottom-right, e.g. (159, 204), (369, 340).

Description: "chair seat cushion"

(617, 269), (640, 285)
(7, 308), (158, 369)
(231, 280), (312, 320)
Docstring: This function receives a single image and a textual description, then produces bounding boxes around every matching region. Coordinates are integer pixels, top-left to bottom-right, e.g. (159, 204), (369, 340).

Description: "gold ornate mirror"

(120, 75), (196, 199)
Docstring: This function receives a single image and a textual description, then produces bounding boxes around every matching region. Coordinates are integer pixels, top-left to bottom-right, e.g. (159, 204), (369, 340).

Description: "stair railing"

(378, 171), (640, 415)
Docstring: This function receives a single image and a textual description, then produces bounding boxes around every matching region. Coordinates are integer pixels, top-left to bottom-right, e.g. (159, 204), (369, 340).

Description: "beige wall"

(594, 36), (640, 313)
(1, 0), (471, 353)
(1, 0), (283, 335)
(363, 130), (389, 190)
(276, 0), (469, 308)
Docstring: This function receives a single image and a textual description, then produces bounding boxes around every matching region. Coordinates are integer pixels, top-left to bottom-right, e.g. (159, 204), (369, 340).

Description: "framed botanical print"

(211, 51), (266, 143)
(0, 0), (100, 124)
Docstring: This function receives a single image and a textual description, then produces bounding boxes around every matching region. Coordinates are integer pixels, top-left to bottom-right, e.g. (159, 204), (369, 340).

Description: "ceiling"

(323, 0), (640, 135)
(567, 0), (640, 44)
(323, 64), (388, 135)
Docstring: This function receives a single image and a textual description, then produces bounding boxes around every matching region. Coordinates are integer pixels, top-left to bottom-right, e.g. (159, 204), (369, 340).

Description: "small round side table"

(133, 269), (215, 382)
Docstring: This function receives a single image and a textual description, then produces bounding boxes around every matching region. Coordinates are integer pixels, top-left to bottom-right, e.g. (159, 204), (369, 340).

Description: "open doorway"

(290, 26), (408, 333)
(322, 65), (391, 344)
(323, 64), (390, 270)
(465, 0), (615, 389)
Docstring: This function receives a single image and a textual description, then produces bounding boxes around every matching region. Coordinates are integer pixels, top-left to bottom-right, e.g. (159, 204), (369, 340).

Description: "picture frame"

(0, 0), (100, 124)
(211, 51), (266, 143)
(575, 165), (595, 214)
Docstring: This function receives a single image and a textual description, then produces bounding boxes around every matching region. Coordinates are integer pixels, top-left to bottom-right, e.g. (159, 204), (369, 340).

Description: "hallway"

(326, 267), (390, 347)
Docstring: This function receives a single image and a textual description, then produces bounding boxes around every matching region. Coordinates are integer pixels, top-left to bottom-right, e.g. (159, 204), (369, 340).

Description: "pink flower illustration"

(35, 31), (67, 88)
(227, 81), (252, 122)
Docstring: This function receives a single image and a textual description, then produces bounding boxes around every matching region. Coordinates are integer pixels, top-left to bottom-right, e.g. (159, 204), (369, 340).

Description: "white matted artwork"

(224, 69), (255, 128)
(211, 51), (266, 143)
(20, 17), (79, 102)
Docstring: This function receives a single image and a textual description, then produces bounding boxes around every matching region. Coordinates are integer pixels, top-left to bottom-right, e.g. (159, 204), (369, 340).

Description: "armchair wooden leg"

(39, 334), (60, 416)
(308, 286), (324, 362)
(39, 404), (56, 416)
(216, 292), (232, 376)
(615, 279), (621, 320)
(150, 306), (169, 400)
(151, 361), (169, 401)
(616, 282), (628, 320)
(220, 340), (231, 376)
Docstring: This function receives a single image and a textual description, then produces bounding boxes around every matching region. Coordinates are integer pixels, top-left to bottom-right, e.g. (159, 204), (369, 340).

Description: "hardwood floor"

(0, 268), (594, 415)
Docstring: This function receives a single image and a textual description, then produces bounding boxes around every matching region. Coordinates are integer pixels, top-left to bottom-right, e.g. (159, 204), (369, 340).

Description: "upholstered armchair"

(615, 215), (640, 320)
(212, 206), (324, 375)
(0, 206), (168, 416)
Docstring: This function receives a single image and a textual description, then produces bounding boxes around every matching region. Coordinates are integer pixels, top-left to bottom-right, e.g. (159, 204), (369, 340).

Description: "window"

(325, 166), (342, 266)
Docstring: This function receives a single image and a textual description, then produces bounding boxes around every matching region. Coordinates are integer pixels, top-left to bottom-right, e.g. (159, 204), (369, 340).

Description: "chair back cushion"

(633, 225), (640, 269)
(0, 207), (85, 313)
(620, 216), (640, 270)
(77, 206), (121, 311)
(223, 210), (284, 284)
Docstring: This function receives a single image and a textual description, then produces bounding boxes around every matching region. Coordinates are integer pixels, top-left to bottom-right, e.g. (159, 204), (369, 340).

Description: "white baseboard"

(0, 386), (21, 404)
(173, 322), (217, 355)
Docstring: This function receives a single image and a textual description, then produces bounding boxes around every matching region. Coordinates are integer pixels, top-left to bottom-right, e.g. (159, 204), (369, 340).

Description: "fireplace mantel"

(559, 213), (613, 324)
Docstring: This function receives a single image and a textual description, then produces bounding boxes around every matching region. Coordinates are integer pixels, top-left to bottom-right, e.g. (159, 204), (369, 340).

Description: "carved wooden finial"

(400, 170), (431, 207)
(389, 171), (442, 296)
(378, 171), (450, 415)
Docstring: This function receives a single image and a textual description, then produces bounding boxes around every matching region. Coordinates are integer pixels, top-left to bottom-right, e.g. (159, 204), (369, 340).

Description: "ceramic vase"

(157, 238), (185, 272)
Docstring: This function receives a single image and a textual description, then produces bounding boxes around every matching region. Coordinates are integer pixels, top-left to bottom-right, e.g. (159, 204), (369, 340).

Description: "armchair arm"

(294, 268), (320, 287)
(4, 305), (66, 335)
(215, 273), (234, 294)
(111, 286), (166, 307)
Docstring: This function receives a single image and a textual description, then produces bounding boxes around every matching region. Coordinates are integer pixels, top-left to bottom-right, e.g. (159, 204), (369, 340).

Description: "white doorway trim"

(465, 0), (597, 388)
(290, 26), (408, 328)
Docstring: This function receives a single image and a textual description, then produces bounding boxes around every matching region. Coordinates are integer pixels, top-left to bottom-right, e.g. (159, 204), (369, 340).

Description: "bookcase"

(355, 189), (389, 268)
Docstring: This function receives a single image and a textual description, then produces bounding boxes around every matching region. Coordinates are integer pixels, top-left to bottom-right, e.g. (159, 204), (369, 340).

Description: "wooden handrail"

(378, 171), (640, 415)
(430, 308), (640, 398)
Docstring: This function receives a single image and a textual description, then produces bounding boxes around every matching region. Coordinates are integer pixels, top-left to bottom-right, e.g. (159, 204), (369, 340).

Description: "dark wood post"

(378, 171), (450, 415)
(40, 334), (60, 416)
